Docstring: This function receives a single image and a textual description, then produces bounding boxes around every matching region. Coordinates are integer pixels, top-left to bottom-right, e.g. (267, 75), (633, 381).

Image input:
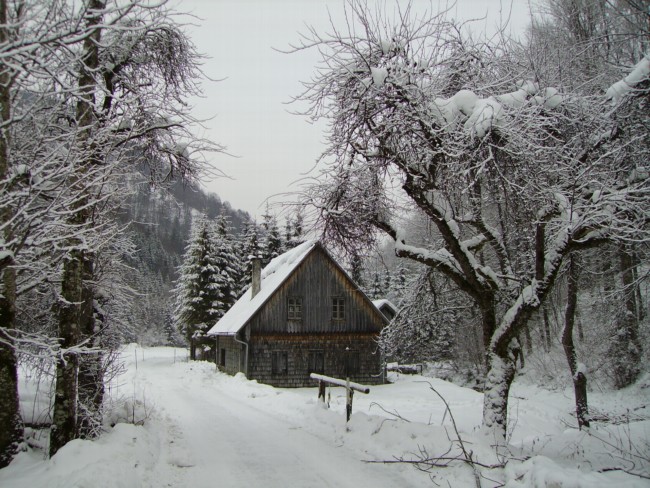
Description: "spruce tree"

(212, 214), (241, 316)
(172, 215), (222, 360)
(260, 208), (284, 264)
(236, 220), (262, 297)
(349, 252), (365, 289)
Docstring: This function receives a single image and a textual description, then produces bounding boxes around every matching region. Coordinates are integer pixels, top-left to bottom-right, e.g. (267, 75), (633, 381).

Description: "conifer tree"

(367, 272), (383, 300)
(284, 208), (305, 249)
(173, 216), (222, 360)
(212, 214), (241, 316)
(260, 207), (284, 264)
(236, 220), (262, 297)
(349, 253), (365, 289)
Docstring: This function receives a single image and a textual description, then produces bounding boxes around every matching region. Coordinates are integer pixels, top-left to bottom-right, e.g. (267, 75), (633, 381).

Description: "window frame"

(287, 296), (303, 321)
(332, 297), (345, 321)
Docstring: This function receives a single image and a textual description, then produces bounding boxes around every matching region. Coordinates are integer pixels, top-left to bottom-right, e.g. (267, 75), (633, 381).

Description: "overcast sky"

(173, 0), (534, 220)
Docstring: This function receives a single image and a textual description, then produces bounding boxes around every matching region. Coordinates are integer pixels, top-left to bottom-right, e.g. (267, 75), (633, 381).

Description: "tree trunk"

(562, 254), (589, 429)
(50, 0), (105, 455)
(77, 254), (104, 438)
(610, 245), (642, 389)
(481, 349), (517, 446)
(0, 0), (24, 467)
(0, 268), (22, 468)
(542, 306), (552, 351)
(50, 252), (83, 457)
(480, 299), (517, 444)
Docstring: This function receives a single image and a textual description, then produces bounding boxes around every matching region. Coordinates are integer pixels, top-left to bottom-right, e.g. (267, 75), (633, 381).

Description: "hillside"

(115, 179), (251, 345)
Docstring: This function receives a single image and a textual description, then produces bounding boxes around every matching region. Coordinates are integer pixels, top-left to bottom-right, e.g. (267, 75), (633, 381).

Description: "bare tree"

(292, 1), (649, 443)
(50, 0), (220, 455)
(0, 0), (220, 462)
(561, 253), (589, 428)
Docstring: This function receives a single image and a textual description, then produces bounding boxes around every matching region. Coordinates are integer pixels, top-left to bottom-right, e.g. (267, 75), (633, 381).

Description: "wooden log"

(309, 373), (370, 394)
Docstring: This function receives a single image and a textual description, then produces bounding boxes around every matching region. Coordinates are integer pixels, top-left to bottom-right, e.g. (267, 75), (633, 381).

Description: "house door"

(308, 350), (324, 375)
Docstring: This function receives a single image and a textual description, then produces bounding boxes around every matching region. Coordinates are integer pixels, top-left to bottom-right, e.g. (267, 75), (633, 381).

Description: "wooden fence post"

(346, 389), (354, 422)
(318, 380), (326, 405)
(310, 373), (369, 422)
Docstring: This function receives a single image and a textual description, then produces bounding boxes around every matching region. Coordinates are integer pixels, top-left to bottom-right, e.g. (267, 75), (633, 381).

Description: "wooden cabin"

(207, 241), (388, 387)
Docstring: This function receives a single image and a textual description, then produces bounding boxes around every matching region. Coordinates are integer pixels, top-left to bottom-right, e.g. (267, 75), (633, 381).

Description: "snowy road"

(134, 352), (419, 488)
(2, 346), (647, 488)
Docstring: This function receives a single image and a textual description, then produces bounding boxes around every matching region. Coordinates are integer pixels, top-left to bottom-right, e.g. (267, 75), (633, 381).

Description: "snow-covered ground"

(1, 345), (649, 487)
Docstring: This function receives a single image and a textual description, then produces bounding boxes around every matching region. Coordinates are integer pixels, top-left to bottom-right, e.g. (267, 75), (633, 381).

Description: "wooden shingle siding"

(248, 248), (382, 335)
(215, 336), (243, 375)
(248, 334), (383, 388)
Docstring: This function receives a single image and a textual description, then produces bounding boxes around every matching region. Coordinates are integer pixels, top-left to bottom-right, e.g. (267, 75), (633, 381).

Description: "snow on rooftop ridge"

(372, 298), (397, 311)
(261, 239), (317, 280)
(207, 240), (318, 336)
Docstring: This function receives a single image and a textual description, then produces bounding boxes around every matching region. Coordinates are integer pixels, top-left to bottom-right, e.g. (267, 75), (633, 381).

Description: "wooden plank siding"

(248, 333), (383, 388)
(247, 247), (384, 335)
(212, 242), (387, 388)
(215, 336), (243, 376)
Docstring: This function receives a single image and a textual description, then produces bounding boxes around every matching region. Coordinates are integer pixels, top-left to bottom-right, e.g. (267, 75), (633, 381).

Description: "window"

(220, 349), (226, 367)
(288, 297), (303, 320)
(308, 350), (325, 374)
(272, 351), (288, 375)
(332, 297), (345, 320)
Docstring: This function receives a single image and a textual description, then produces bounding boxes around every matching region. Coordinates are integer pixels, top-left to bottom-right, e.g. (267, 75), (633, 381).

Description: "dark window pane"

(332, 298), (345, 320)
(288, 297), (303, 320)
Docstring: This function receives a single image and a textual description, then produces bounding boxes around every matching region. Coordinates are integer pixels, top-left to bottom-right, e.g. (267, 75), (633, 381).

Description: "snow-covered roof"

(372, 299), (398, 313)
(208, 240), (318, 336)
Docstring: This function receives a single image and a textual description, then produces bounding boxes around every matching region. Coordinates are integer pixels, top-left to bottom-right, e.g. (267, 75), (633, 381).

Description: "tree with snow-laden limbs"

(381, 269), (458, 364)
(0, 0), (220, 462)
(173, 216), (220, 360)
(292, 0), (649, 443)
(527, 0), (649, 426)
(173, 215), (239, 361)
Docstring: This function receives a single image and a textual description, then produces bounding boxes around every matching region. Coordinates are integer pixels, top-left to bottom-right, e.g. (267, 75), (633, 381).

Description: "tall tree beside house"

(0, 0), (221, 462)
(212, 213), (241, 319)
(284, 208), (306, 249)
(49, 0), (219, 456)
(295, 1), (649, 443)
(173, 216), (222, 360)
(0, 0), (118, 462)
(236, 220), (262, 296)
(0, 0), (23, 466)
(260, 207), (284, 264)
(349, 252), (365, 290)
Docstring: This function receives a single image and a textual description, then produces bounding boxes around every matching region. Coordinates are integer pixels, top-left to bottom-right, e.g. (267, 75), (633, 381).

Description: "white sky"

(174, 0), (533, 220)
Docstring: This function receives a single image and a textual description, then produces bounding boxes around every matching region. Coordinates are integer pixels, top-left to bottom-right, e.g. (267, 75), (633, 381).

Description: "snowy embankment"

(1, 345), (649, 488)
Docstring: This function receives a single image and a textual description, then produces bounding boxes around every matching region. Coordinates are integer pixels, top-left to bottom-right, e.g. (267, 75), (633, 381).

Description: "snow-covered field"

(1, 345), (649, 487)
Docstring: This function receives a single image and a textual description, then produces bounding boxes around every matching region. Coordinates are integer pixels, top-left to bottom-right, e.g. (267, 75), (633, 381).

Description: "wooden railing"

(309, 373), (370, 421)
